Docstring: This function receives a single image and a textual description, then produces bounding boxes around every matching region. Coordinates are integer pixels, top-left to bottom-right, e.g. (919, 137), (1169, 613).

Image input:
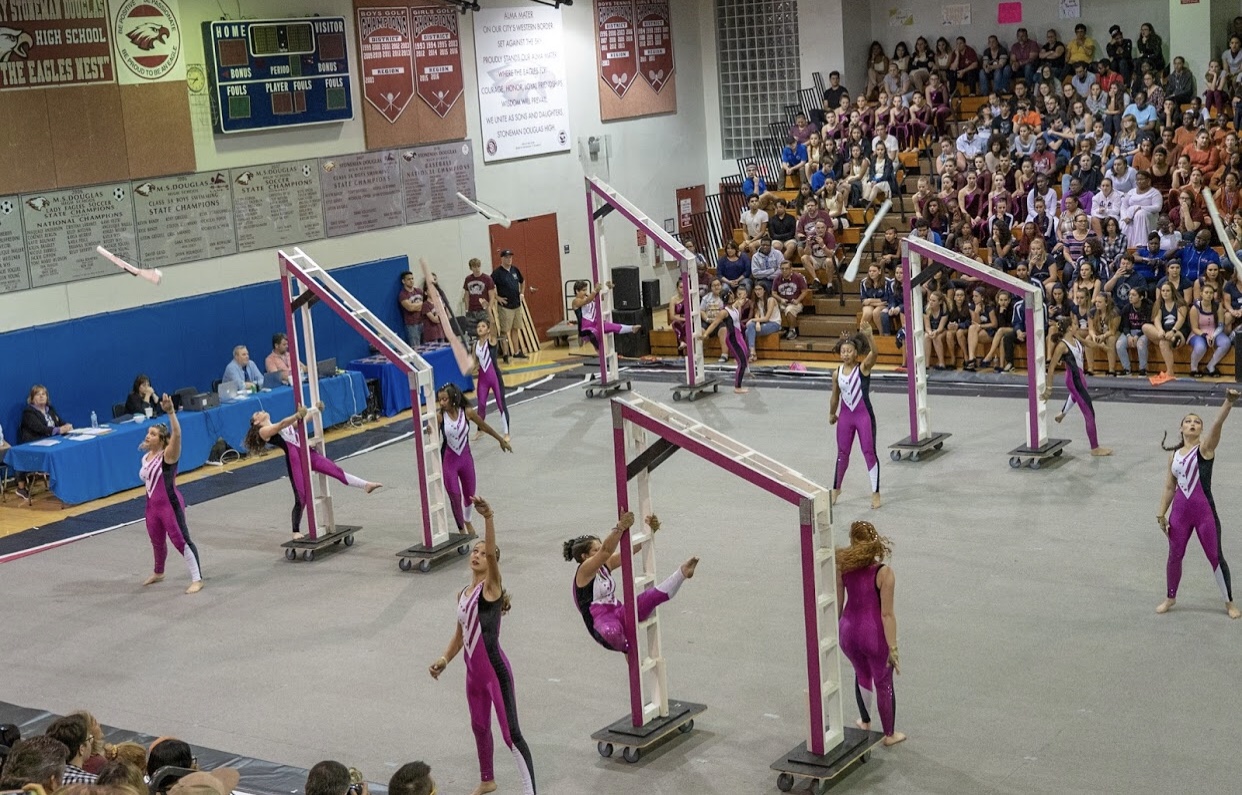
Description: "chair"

(211, 379), (223, 392)
(112, 402), (128, 419)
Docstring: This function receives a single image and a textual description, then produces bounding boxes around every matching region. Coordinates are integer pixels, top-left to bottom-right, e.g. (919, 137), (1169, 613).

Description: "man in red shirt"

(1010, 27), (1041, 84)
(1096, 58), (1123, 93)
(773, 260), (811, 339)
(398, 270), (425, 347)
(461, 257), (495, 342)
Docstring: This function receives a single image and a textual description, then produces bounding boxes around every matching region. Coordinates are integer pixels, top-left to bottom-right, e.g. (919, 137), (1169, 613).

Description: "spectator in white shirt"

(738, 195), (768, 255)
(955, 121), (988, 158)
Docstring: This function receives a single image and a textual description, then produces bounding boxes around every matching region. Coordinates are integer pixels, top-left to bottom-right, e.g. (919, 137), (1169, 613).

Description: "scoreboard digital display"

(203, 17), (354, 134)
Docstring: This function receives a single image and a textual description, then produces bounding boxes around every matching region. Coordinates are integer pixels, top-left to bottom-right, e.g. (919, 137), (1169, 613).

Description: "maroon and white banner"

(358, 7), (414, 124)
(595, 0), (636, 99)
(0, 1), (114, 90)
(636, 1), (673, 94)
(411, 4), (462, 118)
(110, 0), (184, 84)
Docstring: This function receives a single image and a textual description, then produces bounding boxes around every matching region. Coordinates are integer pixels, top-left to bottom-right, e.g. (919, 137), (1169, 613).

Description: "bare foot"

(1054, 412), (1065, 423)
(469, 782), (498, 795)
(831, 489), (840, 505)
(471, 431), (483, 442)
(142, 573), (164, 586)
(871, 493), (882, 510)
(1091, 447), (1113, 456)
(465, 521), (477, 537)
(185, 581), (204, 594)
(1228, 602), (1241, 619)
(1156, 598), (1176, 614)
(882, 732), (907, 747)
(291, 532), (305, 542)
(365, 482), (383, 494)
(855, 719), (870, 731)
(681, 556), (700, 578)
(734, 387), (749, 394)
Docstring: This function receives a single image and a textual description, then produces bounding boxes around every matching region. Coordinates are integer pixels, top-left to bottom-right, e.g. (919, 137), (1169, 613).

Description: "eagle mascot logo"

(0, 27), (34, 61)
(126, 22), (171, 51)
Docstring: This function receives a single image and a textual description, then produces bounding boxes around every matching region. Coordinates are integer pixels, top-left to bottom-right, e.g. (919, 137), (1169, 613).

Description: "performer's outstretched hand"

(617, 511), (635, 530)
(646, 515), (660, 533)
(471, 495), (493, 518)
(160, 393), (174, 414)
(888, 646), (901, 675)
(498, 438), (513, 453)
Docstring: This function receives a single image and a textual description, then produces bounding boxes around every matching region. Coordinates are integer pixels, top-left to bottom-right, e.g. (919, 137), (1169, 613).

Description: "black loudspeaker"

(613, 266), (642, 310)
(613, 308), (651, 357)
(641, 278), (661, 309)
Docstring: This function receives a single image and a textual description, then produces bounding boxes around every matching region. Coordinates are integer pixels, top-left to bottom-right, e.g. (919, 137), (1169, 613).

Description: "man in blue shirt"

(1178, 230), (1221, 281)
(1134, 231), (1169, 286)
(1122, 91), (1158, 137)
(491, 250), (526, 361)
(741, 162), (779, 210)
(223, 345), (264, 390)
(781, 136), (808, 183)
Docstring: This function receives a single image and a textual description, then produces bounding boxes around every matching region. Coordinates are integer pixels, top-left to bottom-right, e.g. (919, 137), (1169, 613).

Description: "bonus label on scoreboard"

(203, 17), (354, 134)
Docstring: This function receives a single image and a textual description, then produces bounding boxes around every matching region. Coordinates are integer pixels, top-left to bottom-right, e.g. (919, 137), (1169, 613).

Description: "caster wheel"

(621, 746), (640, 763)
(713, 384), (719, 392)
(910, 451), (920, 462)
(302, 549), (315, 562)
(343, 535), (354, 547)
(418, 559), (432, 573)
(284, 548), (297, 561)
(399, 558), (413, 572)
(861, 750), (872, 763)
(457, 545), (470, 555)
(678, 719), (694, 733)
(889, 450), (901, 461)
(596, 742), (613, 758)
(1029, 459), (1041, 470)
(1054, 449), (1064, 457)
(934, 442), (944, 450)
(1009, 456), (1021, 469)
(776, 772), (795, 792)
(333, 539), (341, 546)
(673, 392), (683, 402)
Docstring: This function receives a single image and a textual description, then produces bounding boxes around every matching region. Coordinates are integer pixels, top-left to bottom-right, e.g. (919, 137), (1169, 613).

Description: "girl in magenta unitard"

(246, 403), (382, 541)
(571, 280), (641, 352)
(437, 383), (511, 536)
(1043, 318), (1113, 456)
(430, 497), (536, 795)
(470, 319), (510, 441)
(1156, 389), (1241, 619)
(140, 394), (203, 594)
(830, 325), (881, 509)
(697, 288), (752, 393)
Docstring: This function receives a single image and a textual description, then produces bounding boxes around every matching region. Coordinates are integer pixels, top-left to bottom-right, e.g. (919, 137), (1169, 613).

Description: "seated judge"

(125, 374), (163, 416)
(223, 345), (264, 390)
(14, 384), (72, 503)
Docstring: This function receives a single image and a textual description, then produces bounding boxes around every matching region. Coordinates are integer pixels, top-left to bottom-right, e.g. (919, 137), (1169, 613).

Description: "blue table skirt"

(3, 372), (367, 506)
(348, 344), (472, 417)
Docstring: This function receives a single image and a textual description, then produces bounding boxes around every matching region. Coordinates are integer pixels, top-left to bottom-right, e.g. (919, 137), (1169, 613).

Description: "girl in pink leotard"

(246, 403), (382, 541)
(830, 325), (881, 509)
(437, 383), (512, 536)
(469, 319), (510, 441)
(139, 393), (204, 594)
(571, 280), (641, 351)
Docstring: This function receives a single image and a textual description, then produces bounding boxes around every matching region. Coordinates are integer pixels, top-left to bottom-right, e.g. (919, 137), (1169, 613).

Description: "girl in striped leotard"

(139, 394), (203, 594)
(437, 383), (511, 537)
(696, 289), (751, 393)
(470, 319), (510, 441)
(1156, 389), (1241, 619)
(429, 497), (536, 795)
(830, 325), (881, 509)
(1043, 318), (1113, 456)
(571, 280), (640, 352)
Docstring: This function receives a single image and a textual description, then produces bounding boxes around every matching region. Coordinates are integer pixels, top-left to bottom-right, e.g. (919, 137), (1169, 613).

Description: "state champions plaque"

(0, 195), (29, 293)
(22, 184), (138, 287)
(320, 151), (404, 237)
(230, 160), (326, 253)
(133, 172), (237, 268)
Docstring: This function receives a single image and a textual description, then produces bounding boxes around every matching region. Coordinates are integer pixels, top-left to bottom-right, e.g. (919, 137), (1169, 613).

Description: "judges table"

(3, 372), (367, 506)
(348, 343), (472, 417)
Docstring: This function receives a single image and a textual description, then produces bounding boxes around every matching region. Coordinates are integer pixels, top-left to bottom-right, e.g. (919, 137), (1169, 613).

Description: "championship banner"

(411, 4), (462, 118)
(110, 0), (185, 84)
(0, 1), (115, 90)
(595, 0), (636, 99)
(358, 6), (414, 124)
(636, 0), (673, 93)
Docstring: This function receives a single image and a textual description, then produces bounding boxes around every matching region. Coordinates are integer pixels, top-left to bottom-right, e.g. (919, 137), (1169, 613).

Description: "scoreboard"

(203, 17), (355, 134)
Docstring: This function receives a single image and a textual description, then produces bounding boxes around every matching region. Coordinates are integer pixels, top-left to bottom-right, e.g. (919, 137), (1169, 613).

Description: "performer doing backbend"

(830, 325), (881, 509)
(1043, 317), (1113, 456)
(245, 402), (382, 542)
(571, 280), (640, 351)
(1156, 389), (1241, 619)
(139, 394), (204, 594)
(429, 497), (536, 795)
(563, 512), (699, 654)
(836, 520), (905, 746)
(697, 288), (751, 393)
(438, 383), (512, 536)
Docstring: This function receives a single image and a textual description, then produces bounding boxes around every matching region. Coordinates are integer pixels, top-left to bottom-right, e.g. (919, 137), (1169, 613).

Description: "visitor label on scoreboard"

(0, 195), (29, 293)
(320, 151), (403, 237)
(132, 172), (237, 268)
(474, 6), (571, 163)
(22, 184), (137, 287)
(358, 7), (413, 124)
(0, 0), (115, 89)
(401, 140), (475, 224)
(411, 4), (463, 118)
(636, 1), (673, 93)
(596, 0), (637, 99)
(230, 160), (325, 252)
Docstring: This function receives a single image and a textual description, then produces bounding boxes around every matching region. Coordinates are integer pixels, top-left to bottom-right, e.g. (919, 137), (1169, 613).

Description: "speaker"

(612, 266), (642, 310)
(613, 308), (651, 357)
(641, 278), (661, 309)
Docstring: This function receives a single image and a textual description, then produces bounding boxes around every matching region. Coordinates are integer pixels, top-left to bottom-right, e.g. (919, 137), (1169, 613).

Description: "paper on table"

(73, 427), (112, 436)
(29, 439), (60, 447)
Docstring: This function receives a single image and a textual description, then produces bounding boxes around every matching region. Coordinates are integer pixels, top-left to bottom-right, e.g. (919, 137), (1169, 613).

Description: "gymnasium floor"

(3, 375), (1238, 795)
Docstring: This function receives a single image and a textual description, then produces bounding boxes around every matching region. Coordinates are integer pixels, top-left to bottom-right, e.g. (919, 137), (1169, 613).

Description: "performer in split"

(437, 383), (513, 537)
(1042, 318), (1112, 456)
(1156, 389), (1240, 619)
(837, 520), (905, 746)
(140, 394), (203, 594)
(830, 326), (881, 509)
(696, 288), (751, 393)
(429, 497), (536, 795)
(245, 403), (382, 542)
(571, 280), (641, 352)
(563, 512), (699, 655)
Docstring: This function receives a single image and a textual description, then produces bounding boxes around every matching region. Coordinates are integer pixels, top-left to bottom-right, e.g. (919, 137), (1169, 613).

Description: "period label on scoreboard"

(22, 184), (137, 287)
(132, 172), (237, 268)
(411, 4), (462, 118)
(636, 1), (673, 93)
(230, 160), (325, 252)
(358, 7), (413, 124)
(0, 0), (115, 90)
(0, 196), (29, 294)
(400, 140), (475, 225)
(596, 0), (637, 99)
(320, 151), (403, 237)
(203, 17), (354, 133)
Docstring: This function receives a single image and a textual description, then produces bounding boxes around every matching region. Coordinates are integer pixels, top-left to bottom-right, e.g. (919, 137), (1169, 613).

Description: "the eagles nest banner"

(0, 0), (115, 89)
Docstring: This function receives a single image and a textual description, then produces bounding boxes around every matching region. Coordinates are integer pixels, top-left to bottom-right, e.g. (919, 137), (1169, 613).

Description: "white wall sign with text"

(473, 6), (571, 163)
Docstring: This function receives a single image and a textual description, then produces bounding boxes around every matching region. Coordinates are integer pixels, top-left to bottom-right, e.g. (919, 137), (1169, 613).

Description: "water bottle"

(91, 411), (98, 429)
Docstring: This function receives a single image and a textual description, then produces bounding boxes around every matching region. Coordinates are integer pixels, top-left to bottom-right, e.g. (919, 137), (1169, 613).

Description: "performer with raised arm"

(1043, 318), (1113, 456)
(571, 280), (641, 351)
(830, 326), (882, 509)
(563, 513), (699, 655)
(696, 288), (752, 393)
(436, 383), (512, 537)
(429, 497), (536, 795)
(1156, 389), (1240, 619)
(245, 402), (382, 542)
(140, 394), (204, 594)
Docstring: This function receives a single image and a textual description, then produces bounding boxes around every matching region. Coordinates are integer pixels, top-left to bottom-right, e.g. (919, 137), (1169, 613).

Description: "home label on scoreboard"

(203, 17), (354, 134)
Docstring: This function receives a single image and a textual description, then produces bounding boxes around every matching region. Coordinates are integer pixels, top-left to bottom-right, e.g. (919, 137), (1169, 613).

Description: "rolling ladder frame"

(584, 176), (716, 400)
(599, 392), (852, 775)
(278, 249), (467, 570)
